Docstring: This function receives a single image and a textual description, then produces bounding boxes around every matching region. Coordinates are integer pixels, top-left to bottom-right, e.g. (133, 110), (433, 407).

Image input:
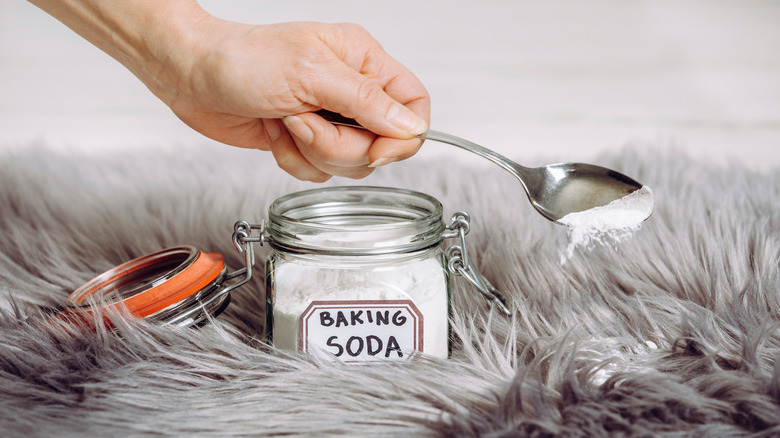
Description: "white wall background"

(1, 0), (779, 170)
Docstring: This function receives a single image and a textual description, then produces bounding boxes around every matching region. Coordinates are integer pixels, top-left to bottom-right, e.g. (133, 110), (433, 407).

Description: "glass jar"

(264, 186), (450, 361)
(63, 186), (509, 357)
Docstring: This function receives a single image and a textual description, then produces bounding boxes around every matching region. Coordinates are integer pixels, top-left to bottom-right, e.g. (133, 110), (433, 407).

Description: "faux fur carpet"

(1, 143), (779, 437)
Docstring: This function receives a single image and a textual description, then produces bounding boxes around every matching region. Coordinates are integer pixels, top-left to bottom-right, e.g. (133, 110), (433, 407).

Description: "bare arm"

(28, 0), (431, 181)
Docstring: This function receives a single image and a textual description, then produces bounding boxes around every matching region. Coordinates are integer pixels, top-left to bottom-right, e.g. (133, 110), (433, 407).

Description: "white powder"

(559, 186), (654, 263)
(270, 254), (449, 360)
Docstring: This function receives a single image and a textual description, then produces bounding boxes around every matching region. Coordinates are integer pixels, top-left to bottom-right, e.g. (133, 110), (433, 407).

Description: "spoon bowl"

(520, 162), (643, 223)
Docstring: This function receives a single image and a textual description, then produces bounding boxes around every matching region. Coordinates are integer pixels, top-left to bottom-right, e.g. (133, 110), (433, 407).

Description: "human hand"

(153, 19), (431, 182)
(29, 0), (430, 181)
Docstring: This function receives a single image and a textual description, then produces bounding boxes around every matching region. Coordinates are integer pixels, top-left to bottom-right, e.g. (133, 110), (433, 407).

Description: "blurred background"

(1, 0), (778, 170)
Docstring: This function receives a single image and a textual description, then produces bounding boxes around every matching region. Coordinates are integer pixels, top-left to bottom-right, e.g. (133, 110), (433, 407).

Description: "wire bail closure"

(223, 220), (267, 295)
(157, 220), (267, 323)
(158, 221), (267, 325)
(443, 211), (512, 316)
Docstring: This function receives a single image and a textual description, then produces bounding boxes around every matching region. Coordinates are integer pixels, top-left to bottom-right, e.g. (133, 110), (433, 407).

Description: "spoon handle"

(314, 110), (528, 180)
(421, 129), (527, 178)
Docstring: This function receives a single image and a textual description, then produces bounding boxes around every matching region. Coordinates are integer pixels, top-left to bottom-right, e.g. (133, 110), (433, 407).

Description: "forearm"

(28, 0), (209, 101)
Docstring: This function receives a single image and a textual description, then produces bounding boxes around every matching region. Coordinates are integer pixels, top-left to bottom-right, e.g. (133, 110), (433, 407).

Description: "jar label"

(299, 300), (424, 362)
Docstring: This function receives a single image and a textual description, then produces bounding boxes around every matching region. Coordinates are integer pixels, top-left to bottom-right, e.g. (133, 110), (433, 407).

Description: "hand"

(29, 0), (430, 182)
(170, 20), (431, 182)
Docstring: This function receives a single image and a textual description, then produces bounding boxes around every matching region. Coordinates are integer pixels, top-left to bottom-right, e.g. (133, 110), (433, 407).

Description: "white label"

(299, 300), (424, 362)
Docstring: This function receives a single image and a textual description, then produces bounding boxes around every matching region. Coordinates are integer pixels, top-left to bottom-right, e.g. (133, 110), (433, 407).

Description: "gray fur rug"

(1, 143), (779, 437)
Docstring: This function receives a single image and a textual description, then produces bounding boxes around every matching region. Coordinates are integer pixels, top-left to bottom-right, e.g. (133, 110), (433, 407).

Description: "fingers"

(303, 25), (431, 141)
(172, 21), (431, 181)
(309, 67), (429, 141)
(264, 119), (331, 182)
(367, 136), (424, 167)
(282, 113), (378, 179)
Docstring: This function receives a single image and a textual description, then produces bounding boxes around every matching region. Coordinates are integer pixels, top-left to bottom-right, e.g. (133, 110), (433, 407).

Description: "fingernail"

(282, 116), (314, 145)
(388, 103), (428, 135)
(368, 157), (397, 168)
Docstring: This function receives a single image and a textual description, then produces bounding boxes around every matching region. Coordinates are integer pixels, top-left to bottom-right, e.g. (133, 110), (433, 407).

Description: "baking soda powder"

(559, 186), (655, 262)
(269, 254), (449, 362)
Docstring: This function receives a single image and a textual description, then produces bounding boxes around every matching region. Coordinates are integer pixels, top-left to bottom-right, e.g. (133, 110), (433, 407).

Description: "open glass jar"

(66, 186), (509, 362)
(264, 186), (450, 361)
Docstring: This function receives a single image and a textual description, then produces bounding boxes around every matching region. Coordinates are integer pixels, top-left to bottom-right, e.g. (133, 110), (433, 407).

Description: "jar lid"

(66, 246), (230, 327)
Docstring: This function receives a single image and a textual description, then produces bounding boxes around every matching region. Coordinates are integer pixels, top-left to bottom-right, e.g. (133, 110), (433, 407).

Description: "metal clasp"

(219, 220), (267, 296)
(443, 212), (511, 316)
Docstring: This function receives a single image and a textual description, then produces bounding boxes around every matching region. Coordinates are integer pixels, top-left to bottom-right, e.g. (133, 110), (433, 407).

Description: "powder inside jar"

(270, 253), (449, 361)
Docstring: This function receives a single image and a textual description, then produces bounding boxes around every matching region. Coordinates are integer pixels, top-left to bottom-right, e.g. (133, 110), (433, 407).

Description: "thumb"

(310, 64), (428, 139)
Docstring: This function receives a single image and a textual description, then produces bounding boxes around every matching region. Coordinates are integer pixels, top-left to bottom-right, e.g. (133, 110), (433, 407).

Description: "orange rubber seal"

(67, 246), (225, 319)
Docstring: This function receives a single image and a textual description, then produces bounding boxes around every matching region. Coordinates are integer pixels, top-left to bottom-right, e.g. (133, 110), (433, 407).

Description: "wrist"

(29, 0), (212, 105)
(129, 1), (214, 105)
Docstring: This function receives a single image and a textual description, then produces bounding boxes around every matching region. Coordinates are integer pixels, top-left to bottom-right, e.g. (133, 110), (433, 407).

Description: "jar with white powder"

(232, 186), (509, 363)
(60, 186), (508, 359)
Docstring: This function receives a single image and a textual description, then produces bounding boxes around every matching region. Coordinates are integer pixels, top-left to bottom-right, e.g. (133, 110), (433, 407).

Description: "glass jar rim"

(267, 186), (445, 255)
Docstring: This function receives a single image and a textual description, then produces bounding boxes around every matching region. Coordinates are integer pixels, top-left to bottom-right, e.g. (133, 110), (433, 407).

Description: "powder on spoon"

(558, 185), (654, 263)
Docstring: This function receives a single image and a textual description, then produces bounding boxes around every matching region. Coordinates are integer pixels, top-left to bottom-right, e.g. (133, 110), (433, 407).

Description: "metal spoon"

(316, 110), (649, 224)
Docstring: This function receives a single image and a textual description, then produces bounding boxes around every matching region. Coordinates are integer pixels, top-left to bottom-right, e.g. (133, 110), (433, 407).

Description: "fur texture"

(1, 144), (779, 437)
